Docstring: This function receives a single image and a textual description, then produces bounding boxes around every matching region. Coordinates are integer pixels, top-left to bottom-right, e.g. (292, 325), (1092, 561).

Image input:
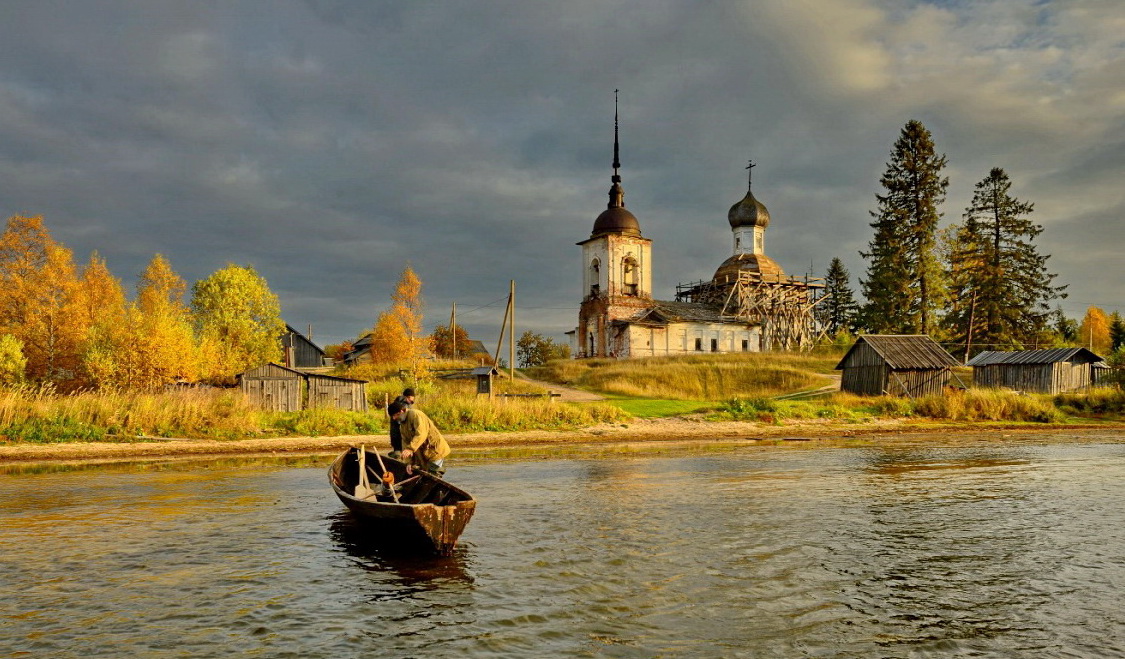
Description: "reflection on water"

(327, 511), (474, 588)
(2, 434), (1125, 657)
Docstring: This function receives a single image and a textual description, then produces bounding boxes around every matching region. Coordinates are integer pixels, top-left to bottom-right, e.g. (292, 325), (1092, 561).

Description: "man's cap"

(402, 388), (416, 397)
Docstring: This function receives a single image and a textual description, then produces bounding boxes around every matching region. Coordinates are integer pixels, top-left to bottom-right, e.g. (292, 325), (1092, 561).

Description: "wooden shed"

(307, 373), (368, 411)
(238, 363), (305, 412)
(836, 335), (962, 398)
(967, 348), (1104, 394)
(281, 324), (327, 368)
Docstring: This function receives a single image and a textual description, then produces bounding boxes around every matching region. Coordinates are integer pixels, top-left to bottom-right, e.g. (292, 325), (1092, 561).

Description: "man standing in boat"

(387, 400), (450, 477)
(387, 387), (416, 459)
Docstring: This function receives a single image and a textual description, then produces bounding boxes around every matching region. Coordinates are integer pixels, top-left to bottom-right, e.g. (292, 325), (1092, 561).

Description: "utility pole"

(449, 302), (457, 361)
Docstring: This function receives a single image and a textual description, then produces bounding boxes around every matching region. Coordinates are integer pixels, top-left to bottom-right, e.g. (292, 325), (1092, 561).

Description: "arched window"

(622, 256), (639, 296)
(589, 258), (600, 297)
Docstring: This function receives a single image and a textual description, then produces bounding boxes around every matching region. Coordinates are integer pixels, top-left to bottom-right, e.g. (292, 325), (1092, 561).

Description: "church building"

(569, 107), (822, 359)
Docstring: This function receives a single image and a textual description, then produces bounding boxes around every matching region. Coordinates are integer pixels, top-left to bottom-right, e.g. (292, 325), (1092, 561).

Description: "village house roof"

(836, 334), (960, 371)
(967, 347), (1104, 367)
(622, 300), (735, 326)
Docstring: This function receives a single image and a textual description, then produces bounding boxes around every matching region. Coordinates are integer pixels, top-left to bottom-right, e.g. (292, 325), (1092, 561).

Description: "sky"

(1, 0), (1122, 350)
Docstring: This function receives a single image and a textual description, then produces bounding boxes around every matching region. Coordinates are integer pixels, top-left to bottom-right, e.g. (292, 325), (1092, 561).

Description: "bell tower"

(575, 92), (652, 358)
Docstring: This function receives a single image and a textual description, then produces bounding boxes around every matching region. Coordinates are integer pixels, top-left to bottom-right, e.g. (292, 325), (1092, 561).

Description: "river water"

(3, 431), (1125, 658)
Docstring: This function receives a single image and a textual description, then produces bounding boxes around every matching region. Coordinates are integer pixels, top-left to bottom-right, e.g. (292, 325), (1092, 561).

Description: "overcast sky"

(2, 0), (1122, 349)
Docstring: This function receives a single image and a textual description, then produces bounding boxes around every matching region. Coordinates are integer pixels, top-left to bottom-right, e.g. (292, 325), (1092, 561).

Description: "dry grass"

(527, 351), (842, 400)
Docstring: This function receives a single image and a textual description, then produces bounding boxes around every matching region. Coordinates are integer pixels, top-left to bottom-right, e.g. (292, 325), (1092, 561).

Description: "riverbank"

(2, 415), (1123, 466)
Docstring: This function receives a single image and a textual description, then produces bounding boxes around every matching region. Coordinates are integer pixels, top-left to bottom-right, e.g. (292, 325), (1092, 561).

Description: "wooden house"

(238, 363), (305, 412)
(836, 335), (962, 398)
(239, 363), (369, 412)
(281, 324), (327, 368)
(307, 373), (368, 411)
(967, 348), (1104, 394)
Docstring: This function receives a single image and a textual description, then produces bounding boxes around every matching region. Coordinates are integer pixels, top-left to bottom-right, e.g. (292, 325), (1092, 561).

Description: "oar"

(373, 450), (400, 503)
(354, 445), (376, 499)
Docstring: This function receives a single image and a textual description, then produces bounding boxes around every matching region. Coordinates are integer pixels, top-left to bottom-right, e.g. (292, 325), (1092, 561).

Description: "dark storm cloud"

(1, 0), (1121, 348)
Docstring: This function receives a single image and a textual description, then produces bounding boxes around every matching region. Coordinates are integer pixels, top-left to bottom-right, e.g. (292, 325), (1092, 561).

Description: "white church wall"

(618, 322), (761, 358)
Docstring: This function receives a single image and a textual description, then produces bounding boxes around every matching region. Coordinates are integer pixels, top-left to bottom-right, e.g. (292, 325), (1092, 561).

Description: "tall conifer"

(860, 120), (948, 334)
(944, 168), (1065, 353)
(817, 257), (858, 336)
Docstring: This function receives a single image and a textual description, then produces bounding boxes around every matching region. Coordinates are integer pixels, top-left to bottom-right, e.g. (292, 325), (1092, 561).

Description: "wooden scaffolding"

(676, 272), (826, 351)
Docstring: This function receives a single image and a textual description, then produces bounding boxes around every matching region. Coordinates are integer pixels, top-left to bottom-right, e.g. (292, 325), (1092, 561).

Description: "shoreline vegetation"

(1, 352), (1123, 466)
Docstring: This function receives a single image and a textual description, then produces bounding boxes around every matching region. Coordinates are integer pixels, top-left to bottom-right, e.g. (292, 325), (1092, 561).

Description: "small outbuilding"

(281, 324), (327, 368)
(836, 334), (962, 398)
(967, 347), (1104, 394)
(238, 363), (369, 412)
(306, 373), (368, 411)
(238, 363), (306, 412)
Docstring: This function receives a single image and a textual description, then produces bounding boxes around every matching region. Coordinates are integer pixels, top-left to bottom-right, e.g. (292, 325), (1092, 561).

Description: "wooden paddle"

(354, 445), (376, 499)
(373, 450), (400, 503)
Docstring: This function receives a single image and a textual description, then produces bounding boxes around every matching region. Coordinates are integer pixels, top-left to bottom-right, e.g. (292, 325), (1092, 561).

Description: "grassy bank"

(0, 380), (627, 443)
(1, 352), (1121, 444)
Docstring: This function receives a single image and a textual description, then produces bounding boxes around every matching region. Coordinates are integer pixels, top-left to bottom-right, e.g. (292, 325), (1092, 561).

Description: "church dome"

(711, 253), (785, 284)
(592, 181), (642, 238)
(728, 188), (770, 229)
(591, 207), (642, 238)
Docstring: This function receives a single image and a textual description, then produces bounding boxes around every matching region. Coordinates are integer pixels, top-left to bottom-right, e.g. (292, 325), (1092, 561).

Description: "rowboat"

(328, 446), (476, 555)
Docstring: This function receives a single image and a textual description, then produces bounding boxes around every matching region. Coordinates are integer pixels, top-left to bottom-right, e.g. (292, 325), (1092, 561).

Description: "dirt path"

(515, 373), (605, 402)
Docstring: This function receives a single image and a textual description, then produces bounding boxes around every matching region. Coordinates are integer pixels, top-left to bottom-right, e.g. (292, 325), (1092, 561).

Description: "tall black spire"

(608, 90), (624, 209)
(612, 90), (621, 184)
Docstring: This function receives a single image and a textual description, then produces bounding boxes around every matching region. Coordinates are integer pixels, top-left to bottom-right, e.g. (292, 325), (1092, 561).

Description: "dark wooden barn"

(239, 363), (369, 412)
(307, 373), (368, 411)
(238, 363), (305, 412)
(281, 324), (327, 368)
(836, 334), (962, 398)
(967, 348), (1104, 394)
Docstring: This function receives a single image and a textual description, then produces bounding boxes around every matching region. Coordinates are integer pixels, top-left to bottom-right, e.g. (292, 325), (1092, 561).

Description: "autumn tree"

(816, 258), (858, 337)
(860, 121), (948, 334)
(1078, 306), (1111, 355)
(87, 254), (200, 389)
(516, 330), (570, 367)
(0, 334), (27, 386)
(369, 266), (430, 378)
(191, 264), (285, 381)
(0, 216), (86, 385)
(431, 323), (473, 360)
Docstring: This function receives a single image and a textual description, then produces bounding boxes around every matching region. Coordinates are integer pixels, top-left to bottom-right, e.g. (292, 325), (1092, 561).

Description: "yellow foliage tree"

(87, 254), (200, 389)
(0, 216), (87, 386)
(368, 266), (430, 379)
(191, 264), (284, 382)
(1078, 306), (1111, 355)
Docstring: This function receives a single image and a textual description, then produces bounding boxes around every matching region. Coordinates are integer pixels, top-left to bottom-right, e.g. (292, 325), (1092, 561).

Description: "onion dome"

(589, 91), (642, 239)
(728, 188), (770, 228)
(712, 253), (785, 283)
(728, 159), (770, 228)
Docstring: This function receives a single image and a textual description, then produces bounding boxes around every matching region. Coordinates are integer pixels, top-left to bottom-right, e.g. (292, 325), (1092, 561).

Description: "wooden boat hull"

(328, 447), (475, 555)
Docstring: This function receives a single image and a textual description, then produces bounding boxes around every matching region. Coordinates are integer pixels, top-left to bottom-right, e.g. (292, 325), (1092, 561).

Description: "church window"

(742, 339), (749, 352)
(589, 258), (600, 297)
(622, 256), (639, 296)
(711, 338), (718, 352)
(694, 338), (703, 351)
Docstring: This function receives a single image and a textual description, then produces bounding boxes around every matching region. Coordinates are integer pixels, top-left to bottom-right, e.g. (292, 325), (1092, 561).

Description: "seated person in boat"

(387, 387), (416, 459)
(387, 400), (450, 477)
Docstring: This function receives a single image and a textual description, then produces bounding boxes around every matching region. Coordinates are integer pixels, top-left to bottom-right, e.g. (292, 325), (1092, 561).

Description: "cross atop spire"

(746, 159), (756, 190)
(612, 90), (621, 184)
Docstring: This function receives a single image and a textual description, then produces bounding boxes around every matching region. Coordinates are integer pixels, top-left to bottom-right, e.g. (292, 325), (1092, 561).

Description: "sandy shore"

(2, 416), (1122, 466)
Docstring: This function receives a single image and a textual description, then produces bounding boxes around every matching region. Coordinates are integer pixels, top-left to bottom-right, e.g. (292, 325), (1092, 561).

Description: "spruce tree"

(817, 257), (858, 336)
(860, 120), (948, 334)
(944, 167), (1065, 353)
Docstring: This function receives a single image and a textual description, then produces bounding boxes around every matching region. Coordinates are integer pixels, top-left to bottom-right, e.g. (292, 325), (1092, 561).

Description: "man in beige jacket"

(387, 400), (450, 476)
